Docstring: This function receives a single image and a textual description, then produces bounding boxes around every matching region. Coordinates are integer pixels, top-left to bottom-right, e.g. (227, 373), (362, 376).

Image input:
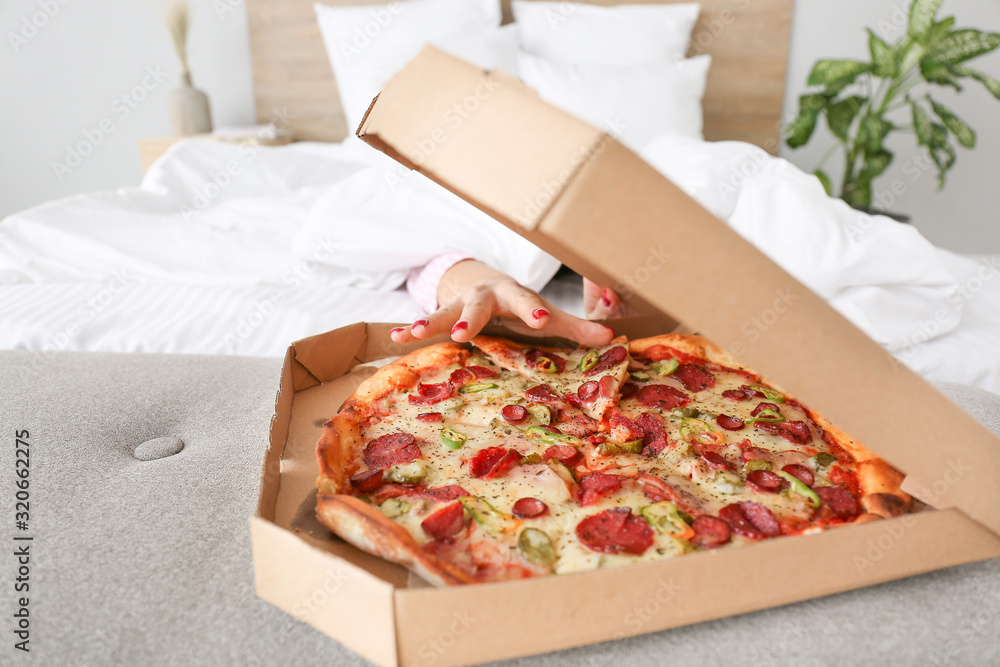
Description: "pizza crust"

(628, 334), (912, 520)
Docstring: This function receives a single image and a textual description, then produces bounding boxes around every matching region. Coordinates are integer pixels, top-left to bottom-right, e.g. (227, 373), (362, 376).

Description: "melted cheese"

(354, 350), (847, 579)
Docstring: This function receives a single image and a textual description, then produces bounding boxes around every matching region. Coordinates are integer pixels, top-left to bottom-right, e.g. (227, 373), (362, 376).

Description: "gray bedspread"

(0, 350), (997, 666)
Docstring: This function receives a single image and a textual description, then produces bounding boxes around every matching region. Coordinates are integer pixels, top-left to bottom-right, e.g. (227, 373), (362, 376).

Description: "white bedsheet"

(1, 138), (998, 394)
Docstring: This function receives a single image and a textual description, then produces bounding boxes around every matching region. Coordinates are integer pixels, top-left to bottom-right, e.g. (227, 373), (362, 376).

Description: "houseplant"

(786, 0), (1000, 212)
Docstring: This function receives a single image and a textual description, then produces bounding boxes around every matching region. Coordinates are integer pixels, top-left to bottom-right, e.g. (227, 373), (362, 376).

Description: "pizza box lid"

(355, 46), (1000, 537)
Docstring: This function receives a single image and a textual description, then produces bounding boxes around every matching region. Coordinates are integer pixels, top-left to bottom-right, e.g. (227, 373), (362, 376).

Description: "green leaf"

(929, 122), (950, 150)
(923, 29), (1000, 66)
(842, 172), (873, 208)
(928, 97), (976, 148)
(912, 102), (934, 146)
(926, 17), (956, 46)
(921, 61), (963, 91)
(826, 96), (865, 141)
(807, 60), (871, 87)
(896, 40), (926, 75)
(928, 139), (956, 188)
(868, 29), (897, 78)
(862, 149), (894, 179)
(908, 0), (944, 43)
(857, 115), (894, 153)
(785, 93), (828, 148)
(948, 65), (1000, 100)
(814, 169), (834, 197)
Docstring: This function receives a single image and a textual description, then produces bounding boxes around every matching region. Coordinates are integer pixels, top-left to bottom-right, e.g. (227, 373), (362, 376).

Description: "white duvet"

(1, 136), (998, 394)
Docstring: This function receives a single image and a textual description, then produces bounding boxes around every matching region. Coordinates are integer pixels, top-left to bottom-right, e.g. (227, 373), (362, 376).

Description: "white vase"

(169, 72), (212, 135)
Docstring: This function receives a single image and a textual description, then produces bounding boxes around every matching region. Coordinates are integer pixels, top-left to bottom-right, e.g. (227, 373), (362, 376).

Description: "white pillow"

(314, 0), (503, 132)
(517, 51), (711, 146)
(512, 1), (700, 65)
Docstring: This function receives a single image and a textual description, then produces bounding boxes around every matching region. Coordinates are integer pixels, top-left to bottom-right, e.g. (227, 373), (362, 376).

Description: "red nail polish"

(601, 294), (613, 307)
(390, 327), (405, 335)
(451, 320), (469, 334)
(413, 319), (430, 328)
(532, 308), (549, 320)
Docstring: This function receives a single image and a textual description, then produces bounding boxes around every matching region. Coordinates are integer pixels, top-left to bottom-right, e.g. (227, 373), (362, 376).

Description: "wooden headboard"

(247, 0), (795, 153)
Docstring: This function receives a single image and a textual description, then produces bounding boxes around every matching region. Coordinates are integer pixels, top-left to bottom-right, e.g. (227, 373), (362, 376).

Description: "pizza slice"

(471, 335), (630, 421)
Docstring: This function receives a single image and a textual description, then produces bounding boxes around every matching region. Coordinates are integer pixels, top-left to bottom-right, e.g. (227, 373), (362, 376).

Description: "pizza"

(315, 333), (911, 585)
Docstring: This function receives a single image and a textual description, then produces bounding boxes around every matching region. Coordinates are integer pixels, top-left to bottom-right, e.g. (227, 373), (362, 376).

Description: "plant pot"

(169, 72), (212, 136)
(850, 205), (911, 224)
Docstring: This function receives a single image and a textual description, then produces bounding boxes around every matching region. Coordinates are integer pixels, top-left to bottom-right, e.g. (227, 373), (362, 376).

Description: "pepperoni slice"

(782, 463), (815, 487)
(412, 485), (469, 502)
(815, 486), (859, 519)
(610, 412), (644, 442)
(722, 389), (749, 401)
(719, 504), (764, 539)
(420, 502), (465, 539)
(746, 469), (784, 494)
(407, 382), (452, 406)
(741, 445), (773, 463)
(635, 384), (690, 411)
(699, 450), (734, 470)
(598, 375), (617, 398)
(576, 508), (654, 555)
(583, 346), (628, 376)
(364, 432), (421, 470)
(556, 414), (598, 438)
(579, 472), (622, 506)
(737, 501), (781, 537)
(468, 447), (520, 479)
(716, 414), (745, 431)
(350, 469), (384, 492)
(620, 382), (640, 400)
(755, 420), (812, 444)
(525, 384), (561, 404)
(449, 368), (475, 386)
(501, 404), (528, 425)
(751, 402), (781, 417)
(467, 365), (498, 379)
(512, 497), (549, 519)
(416, 412), (443, 423)
(525, 348), (567, 372)
(691, 515), (731, 548)
(543, 444), (581, 467)
(578, 381), (600, 403)
(740, 384), (768, 399)
(637, 412), (668, 456)
(673, 364), (715, 392)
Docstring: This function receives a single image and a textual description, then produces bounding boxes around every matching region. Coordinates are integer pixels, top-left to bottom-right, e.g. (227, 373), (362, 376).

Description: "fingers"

(541, 309), (616, 347)
(451, 287), (497, 343)
(389, 302), (463, 344)
(587, 287), (623, 320)
(493, 281), (551, 330)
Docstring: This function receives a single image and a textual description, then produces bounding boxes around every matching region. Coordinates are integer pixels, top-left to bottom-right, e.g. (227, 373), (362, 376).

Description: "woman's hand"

(389, 260), (616, 347)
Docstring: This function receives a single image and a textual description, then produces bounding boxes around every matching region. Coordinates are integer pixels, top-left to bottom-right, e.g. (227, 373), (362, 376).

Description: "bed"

(1, 1), (1000, 663)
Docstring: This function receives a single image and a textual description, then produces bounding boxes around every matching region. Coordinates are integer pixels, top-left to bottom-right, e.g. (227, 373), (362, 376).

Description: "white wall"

(0, 0), (255, 218)
(2, 0), (998, 252)
(782, 0), (1000, 253)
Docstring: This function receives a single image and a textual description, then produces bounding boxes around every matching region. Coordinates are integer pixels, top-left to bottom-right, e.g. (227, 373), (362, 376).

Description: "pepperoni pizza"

(315, 334), (910, 585)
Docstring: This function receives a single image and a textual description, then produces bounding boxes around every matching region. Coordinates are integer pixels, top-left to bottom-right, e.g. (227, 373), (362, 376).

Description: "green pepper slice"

(578, 349), (600, 372)
(814, 452), (837, 468)
(749, 384), (785, 403)
(651, 358), (679, 376)
(379, 498), (411, 518)
(776, 470), (821, 508)
(535, 356), (559, 373)
(746, 408), (785, 424)
(527, 404), (551, 425)
(385, 461), (426, 485)
(440, 426), (467, 450)
(459, 382), (499, 394)
(640, 501), (695, 540)
(629, 371), (650, 382)
(518, 528), (556, 568)
(519, 453), (543, 465)
(459, 496), (516, 532)
(744, 459), (772, 472)
(526, 426), (582, 446)
(600, 438), (643, 455)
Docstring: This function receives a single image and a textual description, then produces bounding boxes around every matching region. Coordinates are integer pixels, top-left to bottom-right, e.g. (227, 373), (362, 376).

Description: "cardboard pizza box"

(250, 47), (1000, 667)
